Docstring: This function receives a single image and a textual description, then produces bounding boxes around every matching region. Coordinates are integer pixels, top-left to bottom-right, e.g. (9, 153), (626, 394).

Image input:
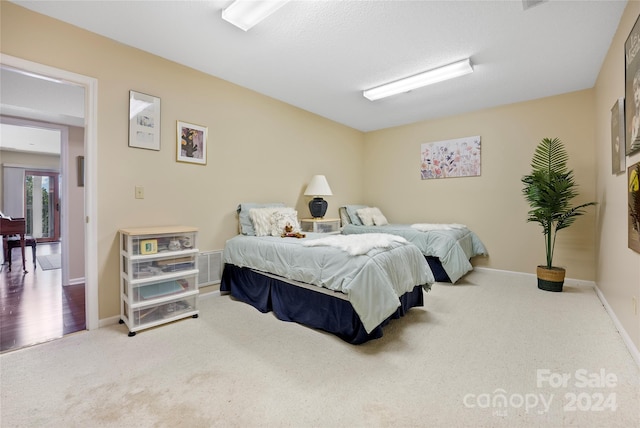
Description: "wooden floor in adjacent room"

(0, 242), (85, 353)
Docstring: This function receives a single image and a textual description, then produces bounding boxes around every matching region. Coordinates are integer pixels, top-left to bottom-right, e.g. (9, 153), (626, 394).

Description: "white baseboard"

(64, 277), (84, 286)
(594, 285), (640, 369)
(98, 315), (121, 328)
(474, 266), (639, 369)
(473, 266), (597, 287)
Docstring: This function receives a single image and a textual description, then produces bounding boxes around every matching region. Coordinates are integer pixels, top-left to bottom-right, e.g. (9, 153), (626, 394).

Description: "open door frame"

(1, 54), (99, 330)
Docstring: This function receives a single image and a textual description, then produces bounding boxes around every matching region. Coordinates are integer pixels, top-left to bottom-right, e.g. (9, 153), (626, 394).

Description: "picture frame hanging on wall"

(420, 135), (481, 180)
(177, 120), (207, 165)
(624, 15), (640, 156)
(629, 161), (640, 254)
(611, 97), (625, 175)
(128, 90), (161, 151)
(77, 155), (85, 187)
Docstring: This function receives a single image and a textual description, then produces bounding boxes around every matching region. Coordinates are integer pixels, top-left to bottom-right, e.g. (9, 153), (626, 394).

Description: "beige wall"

(0, 150), (59, 169)
(67, 126), (85, 282)
(594, 1), (640, 352)
(363, 90), (597, 279)
(1, 2), (364, 319)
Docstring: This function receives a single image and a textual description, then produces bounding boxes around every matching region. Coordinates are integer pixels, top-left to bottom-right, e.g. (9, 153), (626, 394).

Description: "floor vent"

(197, 250), (223, 287)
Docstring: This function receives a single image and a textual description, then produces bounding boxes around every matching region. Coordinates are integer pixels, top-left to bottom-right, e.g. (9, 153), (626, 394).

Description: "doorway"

(0, 121), (82, 352)
(0, 54), (99, 346)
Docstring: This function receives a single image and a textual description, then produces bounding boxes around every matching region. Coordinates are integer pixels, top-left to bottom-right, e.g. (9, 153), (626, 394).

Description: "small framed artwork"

(177, 121), (207, 165)
(140, 239), (158, 255)
(611, 97), (625, 175)
(129, 90), (161, 151)
(629, 161), (640, 254)
(77, 155), (85, 187)
(624, 15), (640, 155)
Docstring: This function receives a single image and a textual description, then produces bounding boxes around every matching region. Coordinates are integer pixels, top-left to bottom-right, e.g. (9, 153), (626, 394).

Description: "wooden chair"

(1, 216), (27, 272)
(4, 235), (37, 269)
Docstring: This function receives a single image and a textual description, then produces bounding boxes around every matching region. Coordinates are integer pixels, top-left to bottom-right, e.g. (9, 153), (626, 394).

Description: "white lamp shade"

(304, 175), (333, 196)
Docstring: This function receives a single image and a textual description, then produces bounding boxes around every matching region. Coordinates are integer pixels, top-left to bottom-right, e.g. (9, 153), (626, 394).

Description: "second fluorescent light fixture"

(363, 58), (474, 101)
(222, 0), (290, 31)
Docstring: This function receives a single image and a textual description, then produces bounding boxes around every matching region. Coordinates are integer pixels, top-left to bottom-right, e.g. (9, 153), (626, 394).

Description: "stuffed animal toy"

(281, 223), (306, 238)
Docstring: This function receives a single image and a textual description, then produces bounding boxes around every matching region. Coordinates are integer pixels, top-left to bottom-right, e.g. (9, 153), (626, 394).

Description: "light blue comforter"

(341, 224), (488, 283)
(223, 233), (434, 333)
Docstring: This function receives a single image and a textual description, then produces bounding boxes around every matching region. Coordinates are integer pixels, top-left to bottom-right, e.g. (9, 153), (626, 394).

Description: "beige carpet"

(1, 269), (638, 427)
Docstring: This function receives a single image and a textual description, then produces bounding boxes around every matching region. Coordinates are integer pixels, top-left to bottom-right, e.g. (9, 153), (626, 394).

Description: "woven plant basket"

(537, 266), (565, 292)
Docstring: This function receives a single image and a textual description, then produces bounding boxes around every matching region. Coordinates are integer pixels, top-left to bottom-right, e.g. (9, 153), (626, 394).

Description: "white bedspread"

(303, 233), (409, 255)
(411, 223), (467, 231)
(342, 224), (488, 283)
(223, 233), (433, 333)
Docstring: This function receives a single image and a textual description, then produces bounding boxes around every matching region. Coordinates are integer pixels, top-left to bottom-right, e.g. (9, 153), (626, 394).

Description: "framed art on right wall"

(624, 14), (640, 155)
(611, 97), (625, 174)
(629, 161), (640, 254)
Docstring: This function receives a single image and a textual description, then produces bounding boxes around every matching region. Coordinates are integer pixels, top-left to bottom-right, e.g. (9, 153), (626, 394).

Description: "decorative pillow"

(237, 203), (284, 235)
(345, 205), (368, 226)
(356, 207), (388, 226)
(270, 207), (301, 237)
(370, 207), (389, 226)
(339, 207), (351, 227)
(249, 207), (280, 237)
(355, 207), (375, 226)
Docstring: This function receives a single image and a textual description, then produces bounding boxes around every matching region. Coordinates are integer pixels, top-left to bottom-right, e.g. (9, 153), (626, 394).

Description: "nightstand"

(300, 218), (341, 234)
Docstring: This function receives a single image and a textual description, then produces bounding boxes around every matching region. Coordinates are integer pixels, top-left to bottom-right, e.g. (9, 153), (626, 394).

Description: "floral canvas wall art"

(420, 136), (481, 180)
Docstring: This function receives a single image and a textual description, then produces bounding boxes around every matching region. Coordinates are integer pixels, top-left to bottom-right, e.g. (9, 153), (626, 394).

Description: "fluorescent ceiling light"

(363, 58), (474, 101)
(222, 0), (290, 31)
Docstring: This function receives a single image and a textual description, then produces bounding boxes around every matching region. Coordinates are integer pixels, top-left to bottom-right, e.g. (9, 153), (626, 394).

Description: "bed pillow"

(370, 208), (389, 226)
(249, 207), (280, 236)
(356, 207), (388, 226)
(237, 202), (284, 235)
(270, 207), (301, 237)
(345, 205), (368, 226)
(339, 207), (351, 227)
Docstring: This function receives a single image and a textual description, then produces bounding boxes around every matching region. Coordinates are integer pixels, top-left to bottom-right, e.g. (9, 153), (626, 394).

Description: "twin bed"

(340, 205), (487, 283)
(221, 203), (486, 344)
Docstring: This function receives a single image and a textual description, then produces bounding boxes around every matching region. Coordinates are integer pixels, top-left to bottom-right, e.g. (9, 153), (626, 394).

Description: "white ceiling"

(0, 67), (84, 155)
(9, 0), (628, 132)
(0, 123), (61, 155)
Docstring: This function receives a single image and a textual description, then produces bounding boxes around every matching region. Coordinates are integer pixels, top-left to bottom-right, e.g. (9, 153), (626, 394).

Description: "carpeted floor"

(36, 253), (61, 270)
(0, 269), (638, 427)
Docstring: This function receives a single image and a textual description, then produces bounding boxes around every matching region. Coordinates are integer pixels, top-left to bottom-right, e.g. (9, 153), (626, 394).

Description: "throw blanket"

(411, 223), (467, 232)
(303, 233), (409, 255)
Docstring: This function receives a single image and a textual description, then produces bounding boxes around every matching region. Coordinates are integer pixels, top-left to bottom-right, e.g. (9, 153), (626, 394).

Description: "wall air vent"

(197, 250), (223, 287)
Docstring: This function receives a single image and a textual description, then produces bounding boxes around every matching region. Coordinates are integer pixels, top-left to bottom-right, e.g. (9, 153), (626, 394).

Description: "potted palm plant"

(521, 137), (597, 292)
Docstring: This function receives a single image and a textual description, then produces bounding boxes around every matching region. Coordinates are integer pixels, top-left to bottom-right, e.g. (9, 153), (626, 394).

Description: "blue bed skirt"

(425, 256), (451, 282)
(220, 264), (424, 344)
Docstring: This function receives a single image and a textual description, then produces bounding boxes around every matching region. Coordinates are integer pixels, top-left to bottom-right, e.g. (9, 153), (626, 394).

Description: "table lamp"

(304, 175), (333, 218)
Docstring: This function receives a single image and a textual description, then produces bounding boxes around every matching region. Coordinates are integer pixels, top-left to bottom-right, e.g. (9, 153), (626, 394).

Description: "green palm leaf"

(521, 138), (596, 269)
